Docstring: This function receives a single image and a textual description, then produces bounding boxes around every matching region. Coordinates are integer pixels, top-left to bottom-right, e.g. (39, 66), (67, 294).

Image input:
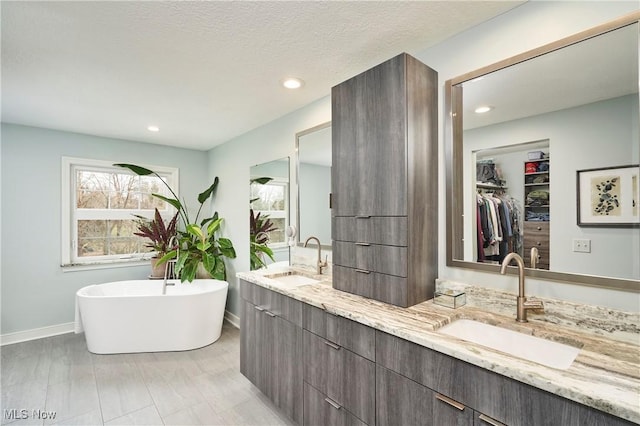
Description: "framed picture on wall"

(577, 164), (640, 227)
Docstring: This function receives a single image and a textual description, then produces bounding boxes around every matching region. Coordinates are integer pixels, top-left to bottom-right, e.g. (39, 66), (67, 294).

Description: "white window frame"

(250, 178), (289, 249)
(61, 157), (179, 268)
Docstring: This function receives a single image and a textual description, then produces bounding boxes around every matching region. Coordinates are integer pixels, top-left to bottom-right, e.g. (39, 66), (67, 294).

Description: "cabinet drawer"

(303, 304), (375, 361)
(377, 365), (434, 426)
(304, 382), (367, 426)
(239, 279), (302, 326)
(333, 265), (408, 307)
(333, 216), (408, 246)
(333, 241), (407, 277)
(304, 330), (375, 425)
(524, 221), (550, 238)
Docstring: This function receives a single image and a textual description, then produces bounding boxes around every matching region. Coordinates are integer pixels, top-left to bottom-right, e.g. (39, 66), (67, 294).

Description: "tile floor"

(1, 323), (295, 426)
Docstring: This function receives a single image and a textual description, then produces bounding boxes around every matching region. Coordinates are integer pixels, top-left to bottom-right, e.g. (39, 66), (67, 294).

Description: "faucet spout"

(304, 236), (328, 275)
(500, 252), (543, 322)
(162, 259), (177, 295)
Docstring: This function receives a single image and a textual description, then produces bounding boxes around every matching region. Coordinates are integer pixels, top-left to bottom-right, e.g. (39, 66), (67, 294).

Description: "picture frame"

(576, 164), (639, 227)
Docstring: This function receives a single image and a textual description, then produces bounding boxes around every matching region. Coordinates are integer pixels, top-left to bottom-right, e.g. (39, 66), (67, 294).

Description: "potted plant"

(134, 208), (179, 278)
(249, 208), (277, 270)
(249, 176), (279, 270)
(115, 163), (236, 282)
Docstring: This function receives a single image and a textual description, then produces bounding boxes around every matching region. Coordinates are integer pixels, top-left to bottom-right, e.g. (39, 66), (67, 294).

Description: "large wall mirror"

(250, 157), (290, 269)
(296, 122), (332, 249)
(445, 13), (639, 292)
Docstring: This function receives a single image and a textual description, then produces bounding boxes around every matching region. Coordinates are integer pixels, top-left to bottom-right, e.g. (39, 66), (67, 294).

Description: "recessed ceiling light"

(282, 77), (304, 89)
(147, 125), (160, 132)
(474, 106), (493, 114)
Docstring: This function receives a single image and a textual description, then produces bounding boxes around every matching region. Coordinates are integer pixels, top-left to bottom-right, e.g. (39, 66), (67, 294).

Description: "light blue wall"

(208, 97), (331, 318)
(0, 123), (209, 334)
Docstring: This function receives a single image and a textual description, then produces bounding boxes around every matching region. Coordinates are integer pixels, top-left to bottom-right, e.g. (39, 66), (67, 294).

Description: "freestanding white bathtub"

(76, 279), (228, 354)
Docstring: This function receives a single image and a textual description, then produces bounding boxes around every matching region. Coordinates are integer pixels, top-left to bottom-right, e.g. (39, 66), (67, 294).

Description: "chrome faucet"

(162, 259), (177, 295)
(304, 236), (328, 275)
(500, 252), (544, 323)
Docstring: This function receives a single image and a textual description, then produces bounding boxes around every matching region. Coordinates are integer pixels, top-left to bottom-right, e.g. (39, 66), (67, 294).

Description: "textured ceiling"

(1, 1), (523, 150)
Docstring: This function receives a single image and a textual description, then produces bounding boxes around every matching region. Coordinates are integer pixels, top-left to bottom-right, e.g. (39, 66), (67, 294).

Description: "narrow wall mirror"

(296, 122), (332, 249)
(250, 157), (290, 269)
(445, 14), (639, 291)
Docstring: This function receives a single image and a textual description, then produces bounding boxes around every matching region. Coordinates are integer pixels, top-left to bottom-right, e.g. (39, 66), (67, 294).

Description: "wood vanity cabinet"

(375, 331), (634, 426)
(240, 282), (633, 426)
(302, 305), (376, 426)
(331, 52), (438, 308)
(239, 280), (303, 425)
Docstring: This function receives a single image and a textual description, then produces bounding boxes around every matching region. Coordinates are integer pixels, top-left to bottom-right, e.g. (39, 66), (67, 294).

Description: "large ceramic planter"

(150, 257), (166, 278)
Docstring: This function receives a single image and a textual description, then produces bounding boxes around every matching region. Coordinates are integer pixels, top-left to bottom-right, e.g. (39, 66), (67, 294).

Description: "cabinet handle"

(265, 311), (277, 318)
(254, 306), (265, 312)
(324, 340), (341, 350)
(536, 242), (541, 246)
(355, 269), (371, 274)
(355, 215), (371, 219)
(355, 242), (370, 246)
(537, 226), (542, 231)
(435, 394), (465, 411)
(324, 397), (342, 410)
(478, 414), (506, 426)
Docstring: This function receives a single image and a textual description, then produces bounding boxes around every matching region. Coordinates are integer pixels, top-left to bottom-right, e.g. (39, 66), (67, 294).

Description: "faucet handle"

(523, 298), (544, 310)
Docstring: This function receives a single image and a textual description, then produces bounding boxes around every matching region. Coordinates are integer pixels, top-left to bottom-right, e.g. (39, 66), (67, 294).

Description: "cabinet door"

(304, 330), (375, 425)
(273, 315), (304, 425)
(358, 54), (407, 216)
(433, 393), (474, 426)
(304, 382), (367, 426)
(332, 75), (360, 217)
(239, 300), (258, 384)
(377, 365), (433, 426)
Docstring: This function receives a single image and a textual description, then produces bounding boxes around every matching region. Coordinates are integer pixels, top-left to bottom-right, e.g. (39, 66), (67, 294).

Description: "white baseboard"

(224, 310), (240, 329)
(1, 322), (75, 346)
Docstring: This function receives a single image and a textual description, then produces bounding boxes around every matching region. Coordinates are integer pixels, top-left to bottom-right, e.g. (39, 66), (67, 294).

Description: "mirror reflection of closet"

(473, 140), (550, 269)
(446, 15), (639, 291)
(296, 122), (332, 248)
(249, 157), (290, 270)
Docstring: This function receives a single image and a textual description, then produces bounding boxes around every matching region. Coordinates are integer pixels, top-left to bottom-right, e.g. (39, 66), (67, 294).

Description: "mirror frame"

(445, 12), (640, 293)
(295, 120), (332, 249)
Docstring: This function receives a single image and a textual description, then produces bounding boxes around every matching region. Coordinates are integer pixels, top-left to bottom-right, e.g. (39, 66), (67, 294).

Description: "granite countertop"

(237, 267), (640, 424)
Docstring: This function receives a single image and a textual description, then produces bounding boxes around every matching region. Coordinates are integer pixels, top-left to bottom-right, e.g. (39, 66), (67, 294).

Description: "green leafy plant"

(250, 208), (277, 270)
(249, 176), (280, 270)
(115, 163), (236, 282)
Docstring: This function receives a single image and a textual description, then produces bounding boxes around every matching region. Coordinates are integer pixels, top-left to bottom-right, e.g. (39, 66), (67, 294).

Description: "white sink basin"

(265, 271), (321, 288)
(438, 319), (580, 370)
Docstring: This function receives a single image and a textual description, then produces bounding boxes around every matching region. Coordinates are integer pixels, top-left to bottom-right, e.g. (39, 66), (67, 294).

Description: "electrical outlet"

(572, 239), (591, 253)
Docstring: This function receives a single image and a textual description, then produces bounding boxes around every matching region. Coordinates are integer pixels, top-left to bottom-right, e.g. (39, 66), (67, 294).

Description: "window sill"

(61, 258), (152, 273)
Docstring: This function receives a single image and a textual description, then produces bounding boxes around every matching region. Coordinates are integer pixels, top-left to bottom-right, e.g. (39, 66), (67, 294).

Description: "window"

(250, 179), (288, 247)
(61, 157), (179, 266)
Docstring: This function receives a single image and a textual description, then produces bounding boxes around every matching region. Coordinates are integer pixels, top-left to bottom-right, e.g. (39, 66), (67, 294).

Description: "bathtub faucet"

(162, 259), (177, 295)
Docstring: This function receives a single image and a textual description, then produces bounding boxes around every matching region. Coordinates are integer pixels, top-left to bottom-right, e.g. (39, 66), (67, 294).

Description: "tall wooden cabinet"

(331, 53), (438, 307)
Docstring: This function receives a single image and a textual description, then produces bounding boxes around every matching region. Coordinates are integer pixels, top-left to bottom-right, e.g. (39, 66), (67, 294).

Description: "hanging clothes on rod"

(476, 189), (522, 263)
